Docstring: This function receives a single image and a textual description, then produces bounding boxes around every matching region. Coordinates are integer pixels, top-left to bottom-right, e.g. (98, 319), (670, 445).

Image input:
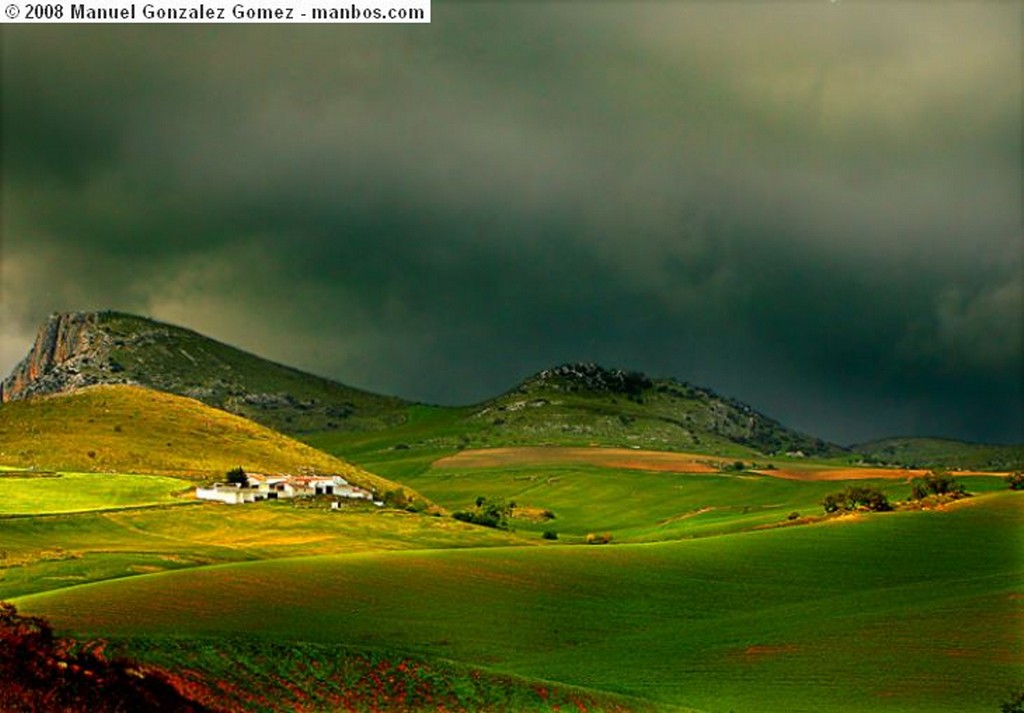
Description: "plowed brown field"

(435, 447), (1009, 481)
(434, 446), (721, 473)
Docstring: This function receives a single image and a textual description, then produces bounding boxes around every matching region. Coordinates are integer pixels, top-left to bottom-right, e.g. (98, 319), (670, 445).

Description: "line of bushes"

(822, 486), (892, 514)
(822, 471), (977, 515)
(453, 497), (515, 530)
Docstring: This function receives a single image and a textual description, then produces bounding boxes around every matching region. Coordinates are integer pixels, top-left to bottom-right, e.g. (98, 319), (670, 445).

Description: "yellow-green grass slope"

(0, 503), (530, 600)
(16, 492), (1023, 713)
(0, 470), (192, 516)
(0, 384), (428, 504)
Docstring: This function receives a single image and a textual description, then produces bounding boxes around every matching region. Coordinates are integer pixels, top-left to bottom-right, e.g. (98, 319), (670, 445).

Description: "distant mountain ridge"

(8, 311), (1014, 466)
(852, 436), (1024, 471)
(1, 311), (410, 433)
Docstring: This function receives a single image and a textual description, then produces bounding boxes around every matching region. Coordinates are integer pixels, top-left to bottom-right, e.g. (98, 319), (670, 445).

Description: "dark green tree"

(1001, 686), (1024, 713)
(910, 471), (966, 500)
(453, 497), (515, 530)
(225, 467), (247, 486)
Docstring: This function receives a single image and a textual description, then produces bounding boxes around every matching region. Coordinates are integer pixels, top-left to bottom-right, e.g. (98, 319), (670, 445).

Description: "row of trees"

(822, 486), (892, 514)
(822, 471), (975, 515)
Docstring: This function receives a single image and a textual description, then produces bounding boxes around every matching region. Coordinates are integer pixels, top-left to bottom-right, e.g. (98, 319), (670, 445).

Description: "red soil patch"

(435, 447), (720, 473)
(740, 644), (800, 658)
(756, 466), (1009, 481)
(756, 467), (930, 481)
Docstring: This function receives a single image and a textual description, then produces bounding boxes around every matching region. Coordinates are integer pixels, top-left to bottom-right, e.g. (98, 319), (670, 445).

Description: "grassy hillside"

(0, 470), (192, 515)
(0, 502), (527, 600)
(113, 637), (672, 713)
(467, 364), (845, 457)
(16, 493), (1023, 712)
(852, 436), (1024, 471)
(400, 458), (1010, 543)
(98, 312), (413, 433)
(0, 384), (426, 504)
(304, 365), (850, 477)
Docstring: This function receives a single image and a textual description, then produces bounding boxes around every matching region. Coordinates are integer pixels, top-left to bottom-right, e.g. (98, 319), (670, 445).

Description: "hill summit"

(469, 362), (844, 457)
(1, 311), (409, 434)
(526, 363), (653, 395)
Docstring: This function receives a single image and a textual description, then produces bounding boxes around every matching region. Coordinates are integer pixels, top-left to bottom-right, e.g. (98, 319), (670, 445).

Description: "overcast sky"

(1, 2), (1021, 445)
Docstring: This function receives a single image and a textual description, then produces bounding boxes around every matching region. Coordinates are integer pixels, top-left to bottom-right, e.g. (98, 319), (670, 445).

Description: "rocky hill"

(1, 311), (410, 434)
(4, 313), (846, 457)
(466, 362), (845, 457)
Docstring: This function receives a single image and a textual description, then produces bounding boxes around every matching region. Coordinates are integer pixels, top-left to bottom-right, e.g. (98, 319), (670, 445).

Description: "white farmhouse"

(195, 471), (372, 505)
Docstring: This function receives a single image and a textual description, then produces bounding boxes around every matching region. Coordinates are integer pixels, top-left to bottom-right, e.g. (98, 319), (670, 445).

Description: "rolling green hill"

(852, 436), (1024, 471)
(0, 384), (426, 504)
(15, 492), (1023, 713)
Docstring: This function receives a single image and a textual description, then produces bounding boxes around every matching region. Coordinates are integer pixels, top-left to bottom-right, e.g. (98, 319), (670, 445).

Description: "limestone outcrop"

(0, 312), (115, 402)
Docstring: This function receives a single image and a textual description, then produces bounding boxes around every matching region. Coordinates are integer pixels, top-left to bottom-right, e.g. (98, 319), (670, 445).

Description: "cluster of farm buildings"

(196, 471), (377, 506)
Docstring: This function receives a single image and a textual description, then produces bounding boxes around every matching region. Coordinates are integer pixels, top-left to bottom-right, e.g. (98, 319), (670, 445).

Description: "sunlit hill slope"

(0, 384), (424, 502)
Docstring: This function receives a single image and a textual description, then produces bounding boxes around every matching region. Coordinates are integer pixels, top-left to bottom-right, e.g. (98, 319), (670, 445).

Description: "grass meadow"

(1, 415), (1020, 712)
(316, 444), (1011, 543)
(0, 470), (192, 515)
(13, 491), (1023, 712)
(0, 493), (526, 600)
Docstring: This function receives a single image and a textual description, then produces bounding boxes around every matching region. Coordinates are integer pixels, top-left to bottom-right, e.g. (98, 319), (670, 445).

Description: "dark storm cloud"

(1, 2), (1020, 444)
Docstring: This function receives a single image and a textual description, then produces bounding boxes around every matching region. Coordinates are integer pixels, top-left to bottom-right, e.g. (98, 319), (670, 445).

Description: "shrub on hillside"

(453, 497), (515, 530)
(381, 488), (429, 513)
(822, 486), (891, 514)
(910, 471), (966, 500)
(1007, 472), (1024, 491)
(1001, 686), (1024, 713)
(585, 532), (613, 545)
(542, 530), (558, 540)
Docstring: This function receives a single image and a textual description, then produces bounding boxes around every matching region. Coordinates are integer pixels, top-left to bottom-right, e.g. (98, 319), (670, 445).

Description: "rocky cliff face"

(1, 311), (410, 434)
(0, 312), (119, 402)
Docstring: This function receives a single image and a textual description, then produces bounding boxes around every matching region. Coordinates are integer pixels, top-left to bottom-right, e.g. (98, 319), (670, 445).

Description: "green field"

(0, 498), (527, 600)
(0, 470), (192, 516)
(15, 492), (1023, 712)
(1, 390), (1020, 711)
(392, 461), (1010, 542)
